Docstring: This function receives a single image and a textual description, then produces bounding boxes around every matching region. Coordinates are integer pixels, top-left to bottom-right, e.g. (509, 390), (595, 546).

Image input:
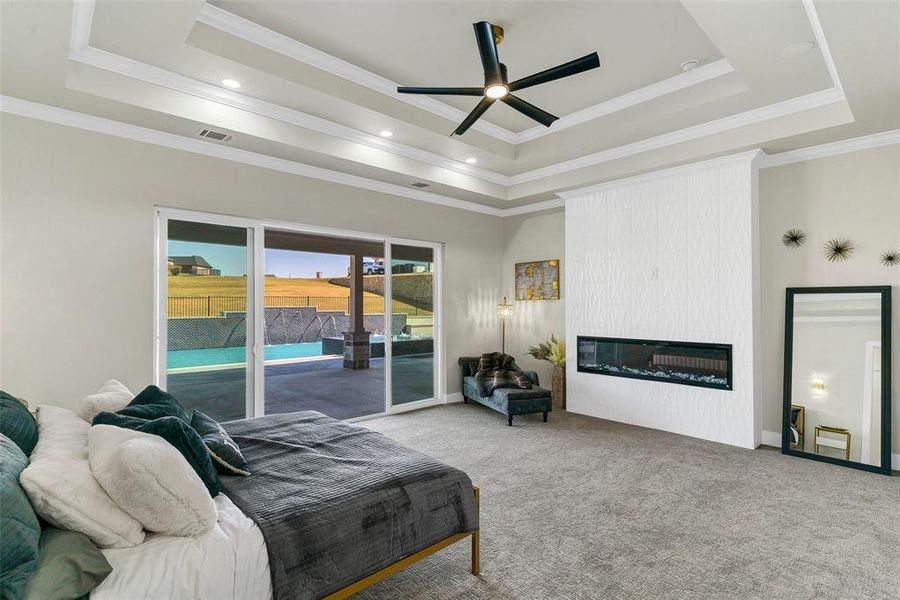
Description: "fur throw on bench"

(474, 353), (533, 397)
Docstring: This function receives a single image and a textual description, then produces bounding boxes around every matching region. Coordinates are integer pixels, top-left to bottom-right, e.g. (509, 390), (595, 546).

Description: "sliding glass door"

(389, 244), (437, 405)
(157, 209), (441, 419)
(160, 218), (255, 421)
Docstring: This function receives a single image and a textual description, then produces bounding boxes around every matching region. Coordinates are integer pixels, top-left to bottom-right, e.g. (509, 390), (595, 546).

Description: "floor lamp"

(497, 296), (514, 353)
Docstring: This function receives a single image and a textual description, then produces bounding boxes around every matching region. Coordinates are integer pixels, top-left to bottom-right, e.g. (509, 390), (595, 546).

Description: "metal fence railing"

(167, 295), (429, 318)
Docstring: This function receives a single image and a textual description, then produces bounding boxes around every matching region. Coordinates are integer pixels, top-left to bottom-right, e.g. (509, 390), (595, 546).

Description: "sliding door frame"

(154, 206), (444, 420)
(154, 208), (260, 419)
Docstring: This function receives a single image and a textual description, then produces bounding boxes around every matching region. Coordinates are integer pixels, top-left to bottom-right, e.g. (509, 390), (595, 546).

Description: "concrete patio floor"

(167, 354), (434, 421)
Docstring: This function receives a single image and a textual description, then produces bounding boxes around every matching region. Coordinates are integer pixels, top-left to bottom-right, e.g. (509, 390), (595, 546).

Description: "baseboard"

(444, 392), (464, 404)
(760, 430), (781, 448)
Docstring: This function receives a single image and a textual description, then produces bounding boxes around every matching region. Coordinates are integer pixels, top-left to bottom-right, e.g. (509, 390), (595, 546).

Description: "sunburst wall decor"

(823, 238), (855, 262)
(781, 229), (807, 248)
(880, 250), (899, 266)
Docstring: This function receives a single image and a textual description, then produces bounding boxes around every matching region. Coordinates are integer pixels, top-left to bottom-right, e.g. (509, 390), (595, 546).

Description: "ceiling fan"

(397, 21), (600, 136)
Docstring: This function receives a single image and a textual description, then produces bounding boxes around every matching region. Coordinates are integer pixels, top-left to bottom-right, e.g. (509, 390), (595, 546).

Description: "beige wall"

(500, 145), (899, 455)
(2, 113), (896, 450)
(0, 115), (502, 411)
(500, 209), (566, 387)
(759, 144), (900, 453)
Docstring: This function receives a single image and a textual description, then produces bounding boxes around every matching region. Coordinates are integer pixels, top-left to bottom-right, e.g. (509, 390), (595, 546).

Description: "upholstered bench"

(458, 356), (552, 426)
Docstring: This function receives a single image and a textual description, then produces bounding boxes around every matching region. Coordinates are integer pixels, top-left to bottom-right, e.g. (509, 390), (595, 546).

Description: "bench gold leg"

(472, 486), (481, 576)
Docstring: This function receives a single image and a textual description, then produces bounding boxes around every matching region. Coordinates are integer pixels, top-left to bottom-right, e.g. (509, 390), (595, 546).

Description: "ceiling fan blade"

(473, 21), (502, 86)
(501, 94), (558, 127)
(508, 52), (600, 92)
(453, 97), (495, 136)
(397, 86), (485, 96)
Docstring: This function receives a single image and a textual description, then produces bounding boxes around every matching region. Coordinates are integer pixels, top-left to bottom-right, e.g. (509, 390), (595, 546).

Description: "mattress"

(91, 494), (271, 600)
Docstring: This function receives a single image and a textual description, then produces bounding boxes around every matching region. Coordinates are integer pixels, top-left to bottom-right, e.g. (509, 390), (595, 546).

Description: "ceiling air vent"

(197, 128), (232, 142)
(410, 182), (430, 189)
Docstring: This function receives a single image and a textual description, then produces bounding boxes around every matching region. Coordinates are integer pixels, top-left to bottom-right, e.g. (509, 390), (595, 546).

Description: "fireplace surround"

(577, 337), (733, 391)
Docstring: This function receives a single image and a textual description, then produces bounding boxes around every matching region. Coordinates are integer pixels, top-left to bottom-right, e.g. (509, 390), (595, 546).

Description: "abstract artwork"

(515, 259), (560, 301)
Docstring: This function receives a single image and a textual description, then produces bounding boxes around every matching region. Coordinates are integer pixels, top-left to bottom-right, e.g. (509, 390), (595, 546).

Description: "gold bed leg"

(472, 485), (480, 576)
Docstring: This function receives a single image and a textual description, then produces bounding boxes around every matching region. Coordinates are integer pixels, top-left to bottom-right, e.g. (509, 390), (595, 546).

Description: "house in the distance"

(168, 255), (220, 276)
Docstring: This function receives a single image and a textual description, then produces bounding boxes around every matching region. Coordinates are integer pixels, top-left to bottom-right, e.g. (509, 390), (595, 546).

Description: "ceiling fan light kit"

(397, 20), (601, 136)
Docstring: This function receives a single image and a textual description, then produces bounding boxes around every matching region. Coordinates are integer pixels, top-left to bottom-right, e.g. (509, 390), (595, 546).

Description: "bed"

(93, 411), (480, 599)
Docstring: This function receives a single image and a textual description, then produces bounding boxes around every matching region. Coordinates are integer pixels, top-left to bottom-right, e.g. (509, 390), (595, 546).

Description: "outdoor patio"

(167, 354), (434, 421)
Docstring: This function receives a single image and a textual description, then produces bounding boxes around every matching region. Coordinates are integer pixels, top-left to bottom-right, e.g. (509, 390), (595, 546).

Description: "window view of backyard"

(164, 220), (435, 422)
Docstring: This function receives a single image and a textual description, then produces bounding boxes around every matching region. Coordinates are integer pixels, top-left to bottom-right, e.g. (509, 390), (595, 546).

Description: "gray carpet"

(358, 403), (900, 599)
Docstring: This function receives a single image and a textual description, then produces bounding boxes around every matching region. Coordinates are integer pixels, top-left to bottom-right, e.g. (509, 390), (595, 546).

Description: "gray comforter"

(220, 411), (479, 600)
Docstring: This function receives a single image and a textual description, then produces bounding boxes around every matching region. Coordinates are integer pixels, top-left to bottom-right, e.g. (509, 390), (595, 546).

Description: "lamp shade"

(497, 296), (514, 319)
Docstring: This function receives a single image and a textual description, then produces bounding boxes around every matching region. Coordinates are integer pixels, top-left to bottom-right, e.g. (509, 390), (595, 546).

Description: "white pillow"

(20, 406), (145, 548)
(89, 425), (217, 537)
(80, 379), (134, 423)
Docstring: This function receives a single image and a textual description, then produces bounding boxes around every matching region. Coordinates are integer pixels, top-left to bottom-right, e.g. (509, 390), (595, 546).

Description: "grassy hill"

(167, 275), (427, 317)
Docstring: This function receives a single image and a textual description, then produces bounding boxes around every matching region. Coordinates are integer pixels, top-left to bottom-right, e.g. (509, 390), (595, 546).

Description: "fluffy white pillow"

(89, 425), (217, 537)
(19, 406), (145, 548)
(80, 379), (133, 423)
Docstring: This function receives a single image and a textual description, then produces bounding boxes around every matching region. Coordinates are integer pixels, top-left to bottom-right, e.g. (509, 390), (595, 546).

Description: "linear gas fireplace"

(577, 336), (733, 390)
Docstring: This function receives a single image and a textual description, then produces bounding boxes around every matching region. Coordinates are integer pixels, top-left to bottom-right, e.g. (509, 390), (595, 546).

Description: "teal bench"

(458, 356), (552, 426)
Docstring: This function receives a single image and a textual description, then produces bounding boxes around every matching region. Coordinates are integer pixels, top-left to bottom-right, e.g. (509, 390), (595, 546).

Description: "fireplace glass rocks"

(576, 337), (733, 391)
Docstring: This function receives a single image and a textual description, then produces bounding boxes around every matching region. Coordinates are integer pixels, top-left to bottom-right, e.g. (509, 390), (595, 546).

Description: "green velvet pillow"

(191, 410), (250, 476)
(0, 391), (38, 457)
(0, 434), (41, 600)
(23, 527), (112, 600)
(115, 385), (190, 423)
(92, 413), (221, 497)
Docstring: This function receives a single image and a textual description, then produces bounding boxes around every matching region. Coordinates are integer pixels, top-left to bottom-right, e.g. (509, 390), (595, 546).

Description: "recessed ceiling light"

(221, 78), (241, 89)
(781, 41), (816, 58)
(465, 157), (478, 164)
(680, 59), (700, 72)
(379, 130), (394, 138)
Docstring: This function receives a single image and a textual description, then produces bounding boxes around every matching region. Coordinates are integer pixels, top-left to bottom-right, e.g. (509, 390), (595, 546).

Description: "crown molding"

(197, 3), (738, 147)
(63, 0), (855, 200)
(511, 86), (846, 185)
(196, 3), (518, 144)
(3, 96), (895, 219)
(802, 0), (844, 94)
(556, 149), (765, 199)
(68, 2), (510, 188)
(70, 45), (511, 187)
(0, 95), (507, 217)
(501, 198), (566, 216)
(514, 59), (736, 144)
(759, 128), (900, 168)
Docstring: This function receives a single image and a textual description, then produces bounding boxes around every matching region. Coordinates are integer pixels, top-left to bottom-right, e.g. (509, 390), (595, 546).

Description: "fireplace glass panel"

(577, 337), (732, 390)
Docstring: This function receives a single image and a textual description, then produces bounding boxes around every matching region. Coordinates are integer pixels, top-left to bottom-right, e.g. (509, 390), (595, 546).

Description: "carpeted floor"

(358, 403), (899, 599)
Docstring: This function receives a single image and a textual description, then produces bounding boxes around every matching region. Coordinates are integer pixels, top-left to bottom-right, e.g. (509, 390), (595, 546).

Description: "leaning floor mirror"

(783, 286), (892, 474)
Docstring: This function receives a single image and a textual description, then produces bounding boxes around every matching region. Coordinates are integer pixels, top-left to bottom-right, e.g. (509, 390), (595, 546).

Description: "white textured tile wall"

(565, 153), (762, 449)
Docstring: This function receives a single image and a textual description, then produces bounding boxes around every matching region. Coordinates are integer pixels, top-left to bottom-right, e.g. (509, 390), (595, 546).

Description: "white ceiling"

(1, 0), (898, 213)
(211, 0), (724, 132)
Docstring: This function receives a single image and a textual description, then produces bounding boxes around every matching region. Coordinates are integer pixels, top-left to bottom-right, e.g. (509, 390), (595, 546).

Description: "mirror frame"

(782, 285), (892, 475)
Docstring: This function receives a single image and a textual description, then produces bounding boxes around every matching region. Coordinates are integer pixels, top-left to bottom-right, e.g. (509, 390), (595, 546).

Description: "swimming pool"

(167, 342), (329, 369)
(167, 335), (398, 369)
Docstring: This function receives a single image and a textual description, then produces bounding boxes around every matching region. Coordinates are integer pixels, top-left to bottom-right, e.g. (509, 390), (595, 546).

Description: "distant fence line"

(168, 295), (429, 318)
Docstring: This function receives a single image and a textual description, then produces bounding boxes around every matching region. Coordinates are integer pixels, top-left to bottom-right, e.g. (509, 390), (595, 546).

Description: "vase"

(552, 365), (566, 410)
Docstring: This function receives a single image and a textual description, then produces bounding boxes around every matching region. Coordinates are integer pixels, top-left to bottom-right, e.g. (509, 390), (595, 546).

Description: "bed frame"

(324, 486), (481, 599)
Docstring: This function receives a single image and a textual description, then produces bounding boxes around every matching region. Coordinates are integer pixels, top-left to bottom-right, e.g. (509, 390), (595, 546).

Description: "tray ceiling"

(1, 0), (898, 213)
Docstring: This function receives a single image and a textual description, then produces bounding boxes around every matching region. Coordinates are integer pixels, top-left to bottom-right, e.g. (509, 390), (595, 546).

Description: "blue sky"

(168, 241), (351, 278)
